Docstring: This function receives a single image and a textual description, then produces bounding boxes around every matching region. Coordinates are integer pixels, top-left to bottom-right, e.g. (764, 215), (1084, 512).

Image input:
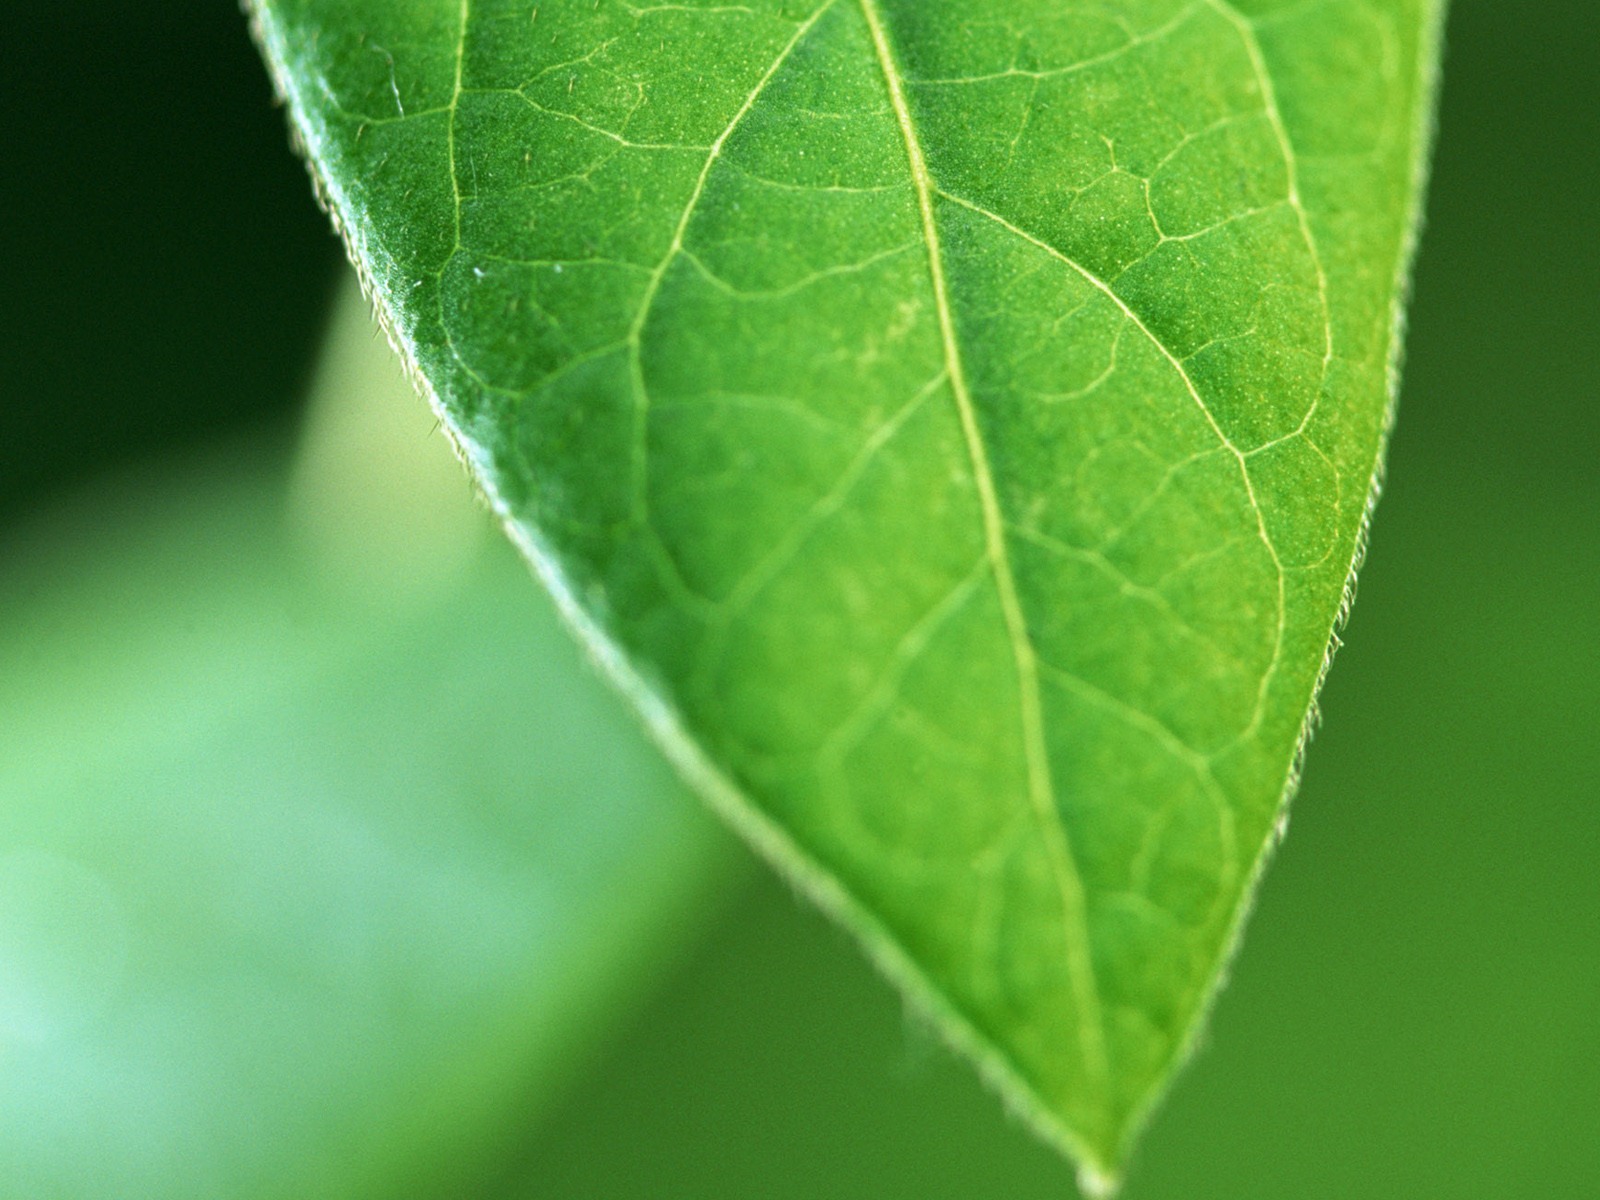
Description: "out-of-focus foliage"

(0, 0), (339, 521)
(0, 281), (733, 1200)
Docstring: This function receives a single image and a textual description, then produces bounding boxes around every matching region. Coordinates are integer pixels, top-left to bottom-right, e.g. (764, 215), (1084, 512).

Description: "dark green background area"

(2, 2), (1594, 1197)
(0, 0), (340, 522)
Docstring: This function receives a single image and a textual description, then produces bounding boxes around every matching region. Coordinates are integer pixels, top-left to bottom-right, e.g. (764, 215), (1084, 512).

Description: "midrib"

(855, 0), (1112, 1100)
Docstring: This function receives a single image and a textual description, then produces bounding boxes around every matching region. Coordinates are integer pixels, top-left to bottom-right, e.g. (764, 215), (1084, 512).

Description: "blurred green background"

(0, 2), (1594, 1197)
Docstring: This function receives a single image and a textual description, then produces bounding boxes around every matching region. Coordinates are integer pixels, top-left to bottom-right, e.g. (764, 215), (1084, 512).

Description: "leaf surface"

(250, 0), (1443, 1179)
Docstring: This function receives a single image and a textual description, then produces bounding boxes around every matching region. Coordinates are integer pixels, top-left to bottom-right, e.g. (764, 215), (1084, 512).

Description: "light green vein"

(445, 0), (469, 252)
(1205, 0), (1334, 381)
(937, 188), (1289, 748)
(627, 0), (840, 524)
(857, 0), (1113, 1102)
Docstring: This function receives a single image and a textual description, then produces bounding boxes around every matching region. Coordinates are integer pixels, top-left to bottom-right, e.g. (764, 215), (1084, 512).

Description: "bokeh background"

(1, 1), (1595, 1197)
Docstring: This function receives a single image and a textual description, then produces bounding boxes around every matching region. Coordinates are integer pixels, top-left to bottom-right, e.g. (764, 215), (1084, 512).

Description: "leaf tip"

(1076, 1161), (1123, 1200)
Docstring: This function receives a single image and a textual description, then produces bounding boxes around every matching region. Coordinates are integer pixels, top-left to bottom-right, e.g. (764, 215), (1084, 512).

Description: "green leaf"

(0, 280), (732, 1199)
(249, 0), (1444, 1182)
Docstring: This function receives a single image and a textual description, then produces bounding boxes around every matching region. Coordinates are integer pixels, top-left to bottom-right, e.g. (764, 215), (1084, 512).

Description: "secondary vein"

(938, 188), (1288, 750)
(445, 0), (468, 252)
(627, 0), (838, 523)
(856, 0), (1112, 1099)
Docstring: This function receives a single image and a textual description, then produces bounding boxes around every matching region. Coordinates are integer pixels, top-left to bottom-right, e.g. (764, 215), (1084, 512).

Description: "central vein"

(855, 0), (1111, 1097)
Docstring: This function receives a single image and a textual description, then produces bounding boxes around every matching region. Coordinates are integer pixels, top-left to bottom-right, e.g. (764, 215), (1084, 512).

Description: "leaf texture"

(250, 0), (1444, 1181)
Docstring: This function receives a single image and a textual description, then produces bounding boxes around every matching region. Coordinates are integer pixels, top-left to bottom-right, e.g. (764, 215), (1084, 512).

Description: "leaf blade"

(249, 0), (1445, 1178)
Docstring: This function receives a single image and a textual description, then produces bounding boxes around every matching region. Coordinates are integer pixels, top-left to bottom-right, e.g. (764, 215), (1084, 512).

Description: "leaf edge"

(242, 0), (1453, 1186)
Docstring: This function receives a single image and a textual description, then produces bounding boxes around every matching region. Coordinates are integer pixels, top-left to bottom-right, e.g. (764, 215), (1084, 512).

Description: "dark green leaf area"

(253, 0), (1439, 1176)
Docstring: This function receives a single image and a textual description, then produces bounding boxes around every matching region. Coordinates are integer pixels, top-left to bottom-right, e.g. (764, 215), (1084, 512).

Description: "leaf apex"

(1076, 1161), (1123, 1200)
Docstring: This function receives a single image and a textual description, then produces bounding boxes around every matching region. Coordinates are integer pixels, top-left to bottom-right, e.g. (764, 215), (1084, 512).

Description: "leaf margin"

(242, 1), (1452, 1187)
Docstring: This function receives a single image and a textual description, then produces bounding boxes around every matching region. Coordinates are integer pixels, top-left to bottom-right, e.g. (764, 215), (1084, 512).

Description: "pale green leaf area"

(251, 0), (1442, 1180)
(0, 281), (730, 1200)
